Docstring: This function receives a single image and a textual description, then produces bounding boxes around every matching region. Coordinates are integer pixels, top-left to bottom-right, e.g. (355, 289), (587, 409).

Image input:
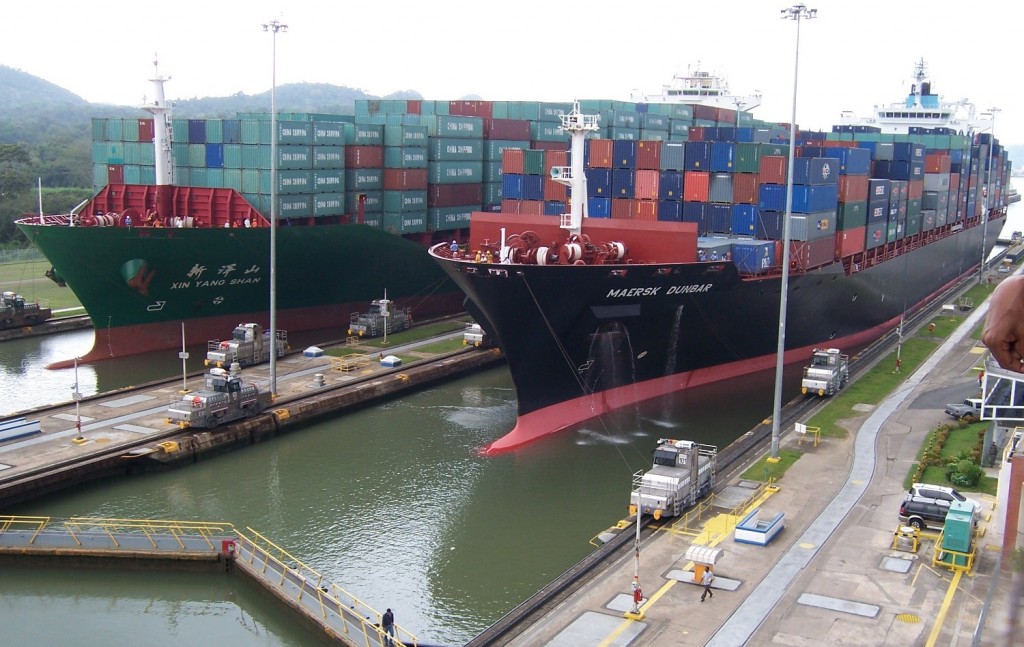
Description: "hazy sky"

(4, 0), (1022, 143)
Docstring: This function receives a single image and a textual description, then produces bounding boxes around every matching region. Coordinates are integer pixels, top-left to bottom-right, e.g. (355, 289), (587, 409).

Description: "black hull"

(433, 217), (1003, 453)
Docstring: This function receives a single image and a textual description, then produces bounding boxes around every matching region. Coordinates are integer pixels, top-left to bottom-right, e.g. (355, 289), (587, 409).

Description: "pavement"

(504, 292), (1018, 647)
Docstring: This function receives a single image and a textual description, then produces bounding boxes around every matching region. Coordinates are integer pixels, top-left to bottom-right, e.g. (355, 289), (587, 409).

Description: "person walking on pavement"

(381, 607), (395, 646)
(700, 569), (714, 602)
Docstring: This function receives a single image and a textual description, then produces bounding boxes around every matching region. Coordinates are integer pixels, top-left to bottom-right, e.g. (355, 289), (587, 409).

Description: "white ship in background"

(630, 62), (762, 111)
(838, 58), (990, 135)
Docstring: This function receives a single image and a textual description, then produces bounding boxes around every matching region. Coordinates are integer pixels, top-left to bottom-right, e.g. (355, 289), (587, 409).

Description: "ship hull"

(434, 215), (1003, 454)
(16, 221), (464, 363)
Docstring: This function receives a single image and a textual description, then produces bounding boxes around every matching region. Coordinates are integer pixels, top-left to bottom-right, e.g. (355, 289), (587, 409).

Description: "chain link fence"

(0, 248), (45, 265)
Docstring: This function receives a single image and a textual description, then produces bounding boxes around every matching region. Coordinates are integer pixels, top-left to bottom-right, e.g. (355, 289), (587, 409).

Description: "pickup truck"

(944, 398), (982, 421)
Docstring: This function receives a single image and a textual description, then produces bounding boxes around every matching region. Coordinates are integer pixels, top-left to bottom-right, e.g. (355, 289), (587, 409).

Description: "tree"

(0, 143), (32, 198)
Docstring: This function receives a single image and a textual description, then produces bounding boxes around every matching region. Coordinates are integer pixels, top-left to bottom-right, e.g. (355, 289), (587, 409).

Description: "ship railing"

(667, 479), (778, 538)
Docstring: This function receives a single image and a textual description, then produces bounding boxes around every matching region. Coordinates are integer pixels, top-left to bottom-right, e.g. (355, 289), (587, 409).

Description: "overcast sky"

(4, 0), (1022, 144)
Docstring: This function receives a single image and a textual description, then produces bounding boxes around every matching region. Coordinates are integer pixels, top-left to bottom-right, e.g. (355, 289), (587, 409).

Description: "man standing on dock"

(381, 607), (395, 646)
(700, 569), (714, 602)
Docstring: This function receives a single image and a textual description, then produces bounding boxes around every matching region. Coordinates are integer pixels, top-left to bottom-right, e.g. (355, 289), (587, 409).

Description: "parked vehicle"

(800, 348), (849, 397)
(206, 323), (288, 368)
(944, 398), (982, 421)
(907, 483), (982, 514)
(899, 496), (978, 531)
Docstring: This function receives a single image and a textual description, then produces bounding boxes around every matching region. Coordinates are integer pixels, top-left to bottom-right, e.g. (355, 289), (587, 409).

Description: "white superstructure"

(631, 63), (762, 111)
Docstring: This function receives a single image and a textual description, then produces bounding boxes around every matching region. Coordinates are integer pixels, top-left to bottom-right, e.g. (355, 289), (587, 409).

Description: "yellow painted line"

(925, 569), (962, 647)
(599, 489), (783, 646)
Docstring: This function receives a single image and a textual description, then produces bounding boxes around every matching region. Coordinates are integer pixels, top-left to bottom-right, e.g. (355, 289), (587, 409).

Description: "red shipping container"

(137, 119), (155, 142)
(821, 140), (857, 148)
(449, 100), (492, 119)
(519, 200), (544, 215)
(502, 148), (525, 174)
(683, 171), (710, 202)
(406, 100), (422, 115)
(383, 168), (427, 190)
(611, 198), (636, 219)
(692, 104), (718, 121)
(530, 141), (567, 152)
(732, 172), (759, 204)
(758, 156), (787, 184)
(715, 107), (737, 124)
(545, 149), (568, 170)
(907, 179), (923, 200)
(636, 140), (662, 170)
(429, 184), (483, 208)
(107, 164), (124, 184)
(635, 199), (658, 221)
(484, 118), (531, 140)
(838, 175), (869, 203)
(688, 127), (705, 142)
(500, 199), (521, 214)
(544, 178), (568, 202)
(587, 139), (613, 168)
(835, 226), (866, 259)
(634, 170), (660, 201)
(346, 145), (384, 168)
(790, 237), (836, 270)
(925, 153), (951, 174)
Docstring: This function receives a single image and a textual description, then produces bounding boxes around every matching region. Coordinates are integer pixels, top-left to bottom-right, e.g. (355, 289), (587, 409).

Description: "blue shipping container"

(709, 142), (735, 172)
(682, 201), (707, 233)
(731, 240), (776, 273)
(757, 210), (784, 239)
(684, 142), (711, 170)
(657, 200), (682, 221)
(612, 169), (635, 198)
(588, 197), (611, 218)
(502, 174), (524, 200)
(758, 183), (787, 212)
(613, 139), (637, 168)
(707, 204), (731, 233)
(659, 171), (683, 200)
(731, 204), (758, 236)
(205, 143), (224, 169)
(522, 175), (544, 201)
(791, 184), (839, 213)
(792, 157), (840, 185)
(586, 168), (613, 196)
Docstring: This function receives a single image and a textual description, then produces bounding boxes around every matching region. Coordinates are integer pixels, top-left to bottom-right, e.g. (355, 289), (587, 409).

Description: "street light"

(770, 4), (817, 459)
(980, 107), (1000, 283)
(262, 18), (287, 396)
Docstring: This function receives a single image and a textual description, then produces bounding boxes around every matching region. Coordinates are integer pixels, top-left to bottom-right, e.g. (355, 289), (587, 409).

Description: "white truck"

(801, 348), (849, 397)
(629, 439), (717, 520)
(944, 397), (982, 421)
(206, 323), (288, 368)
(463, 323), (488, 347)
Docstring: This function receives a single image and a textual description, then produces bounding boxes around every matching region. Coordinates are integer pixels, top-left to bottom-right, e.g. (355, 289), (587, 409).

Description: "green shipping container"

(538, 102), (573, 122)
(384, 147), (428, 169)
(91, 118), (107, 142)
(313, 193), (345, 216)
(382, 190), (428, 212)
(345, 190), (382, 213)
(313, 146), (345, 169)
(188, 144), (206, 168)
(639, 130), (667, 142)
(483, 181), (502, 205)
(345, 169), (383, 191)
(383, 210), (428, 234)
(484, 140), (530, 161)
(733, 143), (761, 174)
(171, 119), (189, 143)
(428, 138), (483, 162)
(278, 121), (313, 145)
(608, 127), (640, 141)
(483, 160), (503, 183)
(418, 115), (483, 139)
(348, 124), (384, 145)
(313, 170), (345, 194)
(275, 170), (314, 195)
(259, 145), (312, 170)
(224, 144), (244, 169)
(522, 150), (546, 175)
(428, 161), (483, 185)
(313, 121), (351, 145)
(531, 121), (568, 142)
(277, 194), (313, 218)
(223, 169), (243, 191)
(384, 125), (429, 147)
(428, 206), (474, 231)
(241, 169), (265, 194)
(837, 201), (867, 229)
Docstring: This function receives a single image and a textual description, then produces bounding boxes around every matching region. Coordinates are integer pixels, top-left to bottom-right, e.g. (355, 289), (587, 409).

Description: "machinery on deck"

(206, 323), (288, 368)
(168, 365), (271, 429)
(629, 439), (717, 519)
(801, 348), (849, 397)
(348, 298), (411, 338)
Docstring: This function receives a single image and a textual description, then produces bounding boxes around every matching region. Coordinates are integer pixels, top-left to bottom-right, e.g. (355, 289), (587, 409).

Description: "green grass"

(415, 337), (469, 354)
(0, 259), (83, 315)
(353, 320), (468, 349)
(805, 338), (938, 437)
(740, 449), (802, 482)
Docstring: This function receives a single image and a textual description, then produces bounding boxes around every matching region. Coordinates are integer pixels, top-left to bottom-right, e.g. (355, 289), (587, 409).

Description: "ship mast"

(143, 58), (173, 187)
(551, 101), (600, 237)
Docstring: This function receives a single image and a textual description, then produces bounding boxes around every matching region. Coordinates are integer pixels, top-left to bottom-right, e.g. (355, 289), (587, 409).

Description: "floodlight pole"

(262, 18), (287, 396)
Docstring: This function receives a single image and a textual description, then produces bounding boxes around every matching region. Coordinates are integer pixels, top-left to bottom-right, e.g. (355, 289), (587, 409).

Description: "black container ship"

(430, 61), (1011, 454)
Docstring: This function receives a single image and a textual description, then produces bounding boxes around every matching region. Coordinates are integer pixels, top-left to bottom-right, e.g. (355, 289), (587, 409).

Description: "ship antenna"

(551, 101), (600, 236)
(143, 55), (173, 187)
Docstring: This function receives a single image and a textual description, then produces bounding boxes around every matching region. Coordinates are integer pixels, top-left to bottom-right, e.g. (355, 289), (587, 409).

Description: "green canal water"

(2, 352), (795, 645)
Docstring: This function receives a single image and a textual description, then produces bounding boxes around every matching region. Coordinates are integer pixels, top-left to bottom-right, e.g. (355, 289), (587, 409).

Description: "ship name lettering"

(171, 281), (191, 290)
(606, 287), (661, 298)
(229, 277), (261, 286)
(666, 284), (713, 295)
(196, 279), (226, 288)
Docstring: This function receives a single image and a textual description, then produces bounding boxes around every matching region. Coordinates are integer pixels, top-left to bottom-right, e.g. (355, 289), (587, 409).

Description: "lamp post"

(262, 18), (287, 396)
(770, 4), (816, 459)
(980, 107), (1000, 283)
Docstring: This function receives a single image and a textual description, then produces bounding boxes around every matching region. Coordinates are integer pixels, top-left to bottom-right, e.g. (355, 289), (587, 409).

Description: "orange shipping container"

(611, 198), (636, 219)
(634, 170), (660, 201)
(836, 226), (866, 258)
(502, 148), (525, 174)
(545, 149), (568, 170)
(758, 156), (787, 184)
(732, 172), (759, 204)
(500, 199), (521, 214)
(838, 175), (869, 203)
(544, 177), (568, 202)
(635, 199), (658, 221)
(519, 200), (544, 215)
(636, 140), (662, 170)
(683, 171), (710, 202)
(587, 139), (613, 168)
(907, 179), (923, 200)
(924, 153), (951, 174)
(383, 168), (427, 190)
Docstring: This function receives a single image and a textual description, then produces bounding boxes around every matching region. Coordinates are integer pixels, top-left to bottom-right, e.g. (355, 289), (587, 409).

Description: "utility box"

(941, 500), (975, 553)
